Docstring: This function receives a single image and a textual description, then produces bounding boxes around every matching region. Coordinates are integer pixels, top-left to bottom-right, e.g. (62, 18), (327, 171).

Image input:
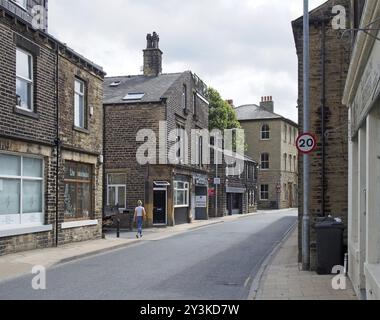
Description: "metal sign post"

(302, 0), (311, 271)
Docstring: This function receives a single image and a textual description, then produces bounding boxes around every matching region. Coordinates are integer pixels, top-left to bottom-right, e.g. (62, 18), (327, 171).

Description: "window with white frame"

(16, 48), (33, 111)
(174, 181), (189, 207)
(260, 185), (269, 201)
(261, 153), (270, 170)
(74, 79), (86, 128)
(0, 153), (43, 228)
(261, 124), (270, 140)
(107, 173), (126, 210)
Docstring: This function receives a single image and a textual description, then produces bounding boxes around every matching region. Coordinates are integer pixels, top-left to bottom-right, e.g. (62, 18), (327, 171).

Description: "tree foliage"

(207, 87), (241, 131)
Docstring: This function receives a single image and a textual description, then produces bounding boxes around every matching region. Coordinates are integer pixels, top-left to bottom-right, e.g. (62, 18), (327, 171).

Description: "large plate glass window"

(174, 181), (189, 207)
(16, 48), (33, 111)
(107, 173), (126, 211)
(0, 153), (43, 228)
(64, 162), (92, 220)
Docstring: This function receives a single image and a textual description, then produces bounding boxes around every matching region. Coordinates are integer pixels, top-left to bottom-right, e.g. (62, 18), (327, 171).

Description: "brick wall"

(0, 21), (56, 145)
(104, 102), (166, 213)
(56, 55), (104, 245)
(292, 0), (351, 269)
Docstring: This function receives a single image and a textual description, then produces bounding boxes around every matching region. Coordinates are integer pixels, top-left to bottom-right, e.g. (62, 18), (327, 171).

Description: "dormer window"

(122, 93), (145, 101)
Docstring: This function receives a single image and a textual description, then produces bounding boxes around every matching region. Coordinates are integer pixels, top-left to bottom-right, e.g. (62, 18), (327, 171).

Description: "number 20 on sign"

(296, 133), (317, 154)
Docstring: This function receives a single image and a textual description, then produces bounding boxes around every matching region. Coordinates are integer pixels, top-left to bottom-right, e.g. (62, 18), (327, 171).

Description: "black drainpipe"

(321, 19), (326, 217)
(54, 44), (61, 247)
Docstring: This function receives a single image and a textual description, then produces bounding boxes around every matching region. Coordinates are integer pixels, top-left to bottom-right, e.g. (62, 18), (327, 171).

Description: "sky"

(49, 0), (326, 123)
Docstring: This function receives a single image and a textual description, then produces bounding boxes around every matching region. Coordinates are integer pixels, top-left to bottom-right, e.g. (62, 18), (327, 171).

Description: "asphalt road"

(0, 210), (297, 300)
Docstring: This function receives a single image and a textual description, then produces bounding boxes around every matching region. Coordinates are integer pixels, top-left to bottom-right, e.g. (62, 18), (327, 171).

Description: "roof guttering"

(0, 4), (105, 77)
(342, 0), (380, 107)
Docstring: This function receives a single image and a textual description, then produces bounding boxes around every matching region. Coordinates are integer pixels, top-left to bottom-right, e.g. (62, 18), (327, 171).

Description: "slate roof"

(103, 73), (183, 104)
(235, 104), (283, 121)
(235, 104), (298, 127)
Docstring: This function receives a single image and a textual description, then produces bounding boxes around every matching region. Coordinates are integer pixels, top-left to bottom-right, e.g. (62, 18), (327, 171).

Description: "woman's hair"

(137, 200), (143, 206)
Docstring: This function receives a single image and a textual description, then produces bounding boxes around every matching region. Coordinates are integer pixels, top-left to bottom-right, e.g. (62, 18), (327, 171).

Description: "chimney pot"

(143, 31), (162, 77)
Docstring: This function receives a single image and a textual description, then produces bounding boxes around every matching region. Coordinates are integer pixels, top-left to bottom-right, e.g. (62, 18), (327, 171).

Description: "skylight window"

(109, 81), (121, 87)
(122, 93), (145, 101)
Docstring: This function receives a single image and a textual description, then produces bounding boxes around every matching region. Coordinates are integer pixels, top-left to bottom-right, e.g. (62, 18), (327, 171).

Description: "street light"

(302, 0), (311, 271)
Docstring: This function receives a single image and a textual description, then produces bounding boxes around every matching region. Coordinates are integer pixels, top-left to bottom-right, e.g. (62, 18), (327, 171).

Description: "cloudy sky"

(49, 0), (326, 122)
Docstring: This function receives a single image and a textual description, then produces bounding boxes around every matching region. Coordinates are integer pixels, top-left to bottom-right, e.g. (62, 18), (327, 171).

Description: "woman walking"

(134, 200), (147, 238)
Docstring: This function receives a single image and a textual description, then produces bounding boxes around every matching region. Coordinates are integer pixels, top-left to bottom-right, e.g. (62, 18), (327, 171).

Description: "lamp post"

(302, 0), (311, 271)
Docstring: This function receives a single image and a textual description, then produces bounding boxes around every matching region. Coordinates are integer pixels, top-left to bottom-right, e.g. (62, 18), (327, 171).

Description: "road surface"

(0, 210), (297, 300)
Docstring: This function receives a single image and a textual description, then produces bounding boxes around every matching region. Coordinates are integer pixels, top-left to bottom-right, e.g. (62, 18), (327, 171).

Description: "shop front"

(192, 174), (208, 221)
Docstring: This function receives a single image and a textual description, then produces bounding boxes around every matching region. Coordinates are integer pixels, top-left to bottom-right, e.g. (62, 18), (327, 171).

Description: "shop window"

(64, 161), (92, 220)
(107, 173), (126, 211)
(0, 153), (43, 227)
(174, 181), (189, 207)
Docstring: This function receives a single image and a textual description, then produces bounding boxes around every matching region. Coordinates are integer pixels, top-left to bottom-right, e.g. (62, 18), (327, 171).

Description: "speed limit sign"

(296, 133), (317, 154)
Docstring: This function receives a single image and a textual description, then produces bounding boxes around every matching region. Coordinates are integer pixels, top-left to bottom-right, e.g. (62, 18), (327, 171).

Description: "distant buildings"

(0, 0), (105, 255)
(236, 97), (298, 210)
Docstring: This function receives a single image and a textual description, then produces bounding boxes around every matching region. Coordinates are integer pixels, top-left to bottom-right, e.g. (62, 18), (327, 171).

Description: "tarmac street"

(0, 210), (297, 300)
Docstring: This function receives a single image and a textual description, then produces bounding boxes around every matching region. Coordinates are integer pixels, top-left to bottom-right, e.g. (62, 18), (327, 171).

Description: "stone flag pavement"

(253, 227), (357, 300)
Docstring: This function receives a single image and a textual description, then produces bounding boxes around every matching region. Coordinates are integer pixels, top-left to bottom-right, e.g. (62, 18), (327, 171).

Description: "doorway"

(153, 189), (167, 225)
(288, 183), (293, 208)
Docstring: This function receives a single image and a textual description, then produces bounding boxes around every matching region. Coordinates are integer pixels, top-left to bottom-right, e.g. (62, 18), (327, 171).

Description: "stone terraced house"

(104, 32), (210, 227)
(0, 0), (105, 256)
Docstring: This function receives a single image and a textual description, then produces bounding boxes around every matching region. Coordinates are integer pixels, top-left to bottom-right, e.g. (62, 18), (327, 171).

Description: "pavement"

(0, 210), (276, 284)
(253, 226), (358, 300)
(0, 209), (297, 300)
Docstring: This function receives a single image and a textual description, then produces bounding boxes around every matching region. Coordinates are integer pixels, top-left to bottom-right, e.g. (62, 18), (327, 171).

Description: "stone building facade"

(236, 98), (299, 210)
(292, 0), (351, 270)
(344, 0), (380, 300)
(0, 0), (105, 256)
(208, 150), (258, 218)
(104, 32), (210, 227)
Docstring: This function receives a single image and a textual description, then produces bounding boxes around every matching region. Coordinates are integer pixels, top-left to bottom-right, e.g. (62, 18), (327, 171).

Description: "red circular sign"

(296, 133), (317, 154)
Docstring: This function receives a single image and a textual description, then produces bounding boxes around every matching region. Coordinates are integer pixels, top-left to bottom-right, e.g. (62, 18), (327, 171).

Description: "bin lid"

(315, 220), (345, 229)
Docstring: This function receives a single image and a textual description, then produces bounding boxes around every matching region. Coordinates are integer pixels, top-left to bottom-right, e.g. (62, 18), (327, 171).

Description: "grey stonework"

(292, 0), (351, 270)
(104, 33), (210, 227)
(0, 4), (104, 256)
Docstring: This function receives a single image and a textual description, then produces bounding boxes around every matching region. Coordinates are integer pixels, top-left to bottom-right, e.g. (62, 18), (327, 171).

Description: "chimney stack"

(260, 96), (274, 113)
(143, 31), (163, 77)
(226, 99), (234, 107)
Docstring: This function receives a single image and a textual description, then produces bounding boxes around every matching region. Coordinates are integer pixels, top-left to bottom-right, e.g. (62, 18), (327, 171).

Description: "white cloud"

(49, 0), (327, 122)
